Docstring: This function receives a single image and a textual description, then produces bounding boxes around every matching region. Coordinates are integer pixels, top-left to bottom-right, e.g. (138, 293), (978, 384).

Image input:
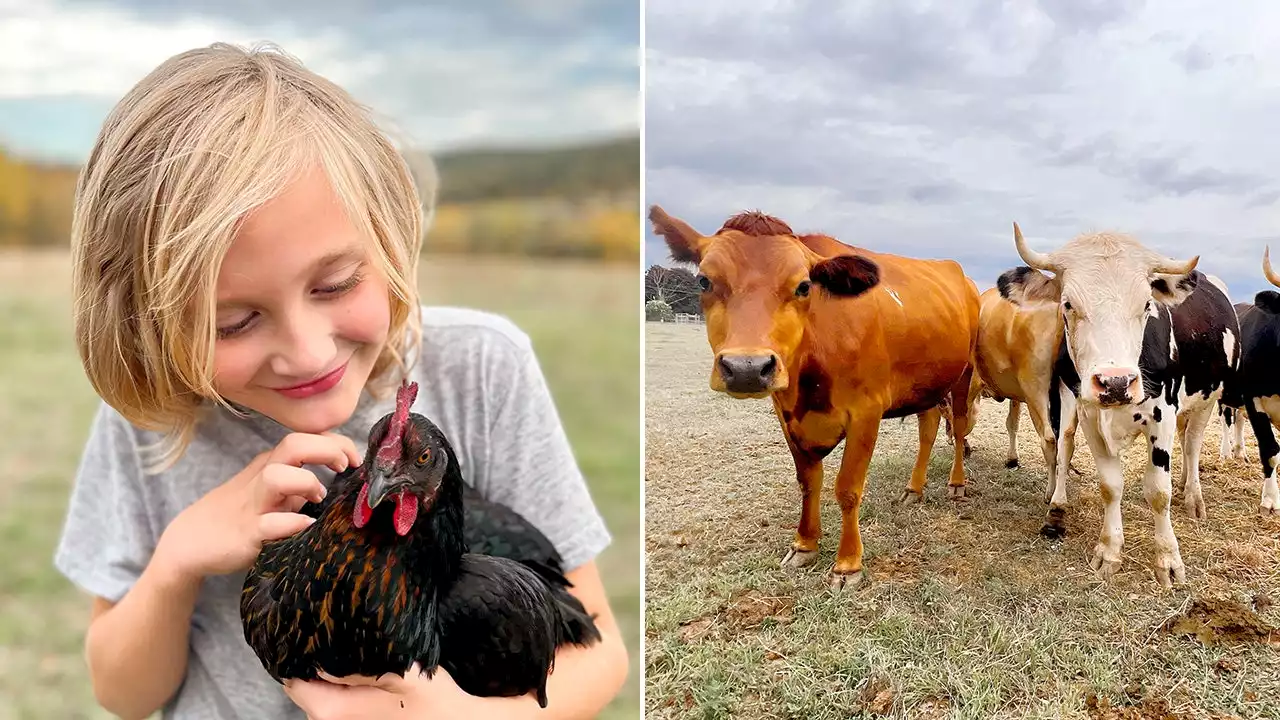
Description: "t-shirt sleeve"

(478, 330), (613, 573)
(53, 401), (158, 604)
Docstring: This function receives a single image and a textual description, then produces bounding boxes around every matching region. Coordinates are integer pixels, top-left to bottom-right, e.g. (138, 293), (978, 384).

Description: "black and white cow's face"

(1006, 224), (1199, 408)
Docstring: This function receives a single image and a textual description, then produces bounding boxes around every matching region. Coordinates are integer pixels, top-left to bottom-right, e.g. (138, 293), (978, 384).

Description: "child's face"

(211, 164), (393, 434)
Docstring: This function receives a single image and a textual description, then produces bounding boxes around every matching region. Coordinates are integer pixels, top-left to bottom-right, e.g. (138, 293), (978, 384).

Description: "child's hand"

(153, 432), (363, 582)
(283, 664), (540, 720)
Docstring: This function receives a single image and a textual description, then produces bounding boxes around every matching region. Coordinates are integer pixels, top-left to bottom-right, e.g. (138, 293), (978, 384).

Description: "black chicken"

(240, 381), (601, 706)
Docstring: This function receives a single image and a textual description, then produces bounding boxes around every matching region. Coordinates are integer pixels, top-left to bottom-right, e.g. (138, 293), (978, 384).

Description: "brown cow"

(649, 205), (982, 590)
(974, 281), (1079, 536)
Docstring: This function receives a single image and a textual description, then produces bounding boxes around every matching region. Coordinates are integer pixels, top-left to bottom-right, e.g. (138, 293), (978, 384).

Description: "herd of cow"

(648, 204), (1280, 593)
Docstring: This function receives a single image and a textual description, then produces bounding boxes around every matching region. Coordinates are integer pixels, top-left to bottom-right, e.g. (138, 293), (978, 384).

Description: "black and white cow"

(1000, 223), (1240, 589)
(1219, 301), (1254, 462)
(1221, 249), (1280, 515)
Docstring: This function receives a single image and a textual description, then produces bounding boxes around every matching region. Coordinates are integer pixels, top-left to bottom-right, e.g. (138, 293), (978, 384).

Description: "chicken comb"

(374, 380), (419, 467)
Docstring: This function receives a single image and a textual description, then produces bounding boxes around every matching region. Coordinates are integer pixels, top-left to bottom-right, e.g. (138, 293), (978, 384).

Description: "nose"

(717, 353), (779, 394)
(270, 310), (337, 377)
(1091, 369), (1140, 406)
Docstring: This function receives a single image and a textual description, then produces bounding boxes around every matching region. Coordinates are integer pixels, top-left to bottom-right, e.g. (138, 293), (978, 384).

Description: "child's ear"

(810, 255), (880, 297)
(649, 205), (710, 264)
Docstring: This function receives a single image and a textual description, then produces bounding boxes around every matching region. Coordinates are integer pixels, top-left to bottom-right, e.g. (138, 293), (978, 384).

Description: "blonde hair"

(71, 42), (432, 471)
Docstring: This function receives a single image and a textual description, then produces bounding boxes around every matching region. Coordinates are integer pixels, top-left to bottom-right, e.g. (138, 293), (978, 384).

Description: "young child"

(53, 42), (630, 719)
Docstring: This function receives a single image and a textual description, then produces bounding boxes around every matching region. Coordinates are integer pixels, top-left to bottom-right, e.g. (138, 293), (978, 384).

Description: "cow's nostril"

(760, 355), (777, 379)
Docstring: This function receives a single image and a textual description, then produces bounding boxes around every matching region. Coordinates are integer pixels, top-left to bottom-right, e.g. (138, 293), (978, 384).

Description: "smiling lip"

(274, 362), (348, 399)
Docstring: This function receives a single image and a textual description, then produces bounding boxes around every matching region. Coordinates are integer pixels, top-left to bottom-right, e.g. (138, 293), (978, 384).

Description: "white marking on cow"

(1222, 328), (1237, 368)
(1253, 395), (1280, 512)
(884, 286), (904, 308)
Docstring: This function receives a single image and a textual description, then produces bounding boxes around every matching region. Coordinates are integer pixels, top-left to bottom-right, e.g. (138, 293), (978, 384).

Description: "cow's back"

(976, 287), (1061, 401)
(804, 247), (979, 415)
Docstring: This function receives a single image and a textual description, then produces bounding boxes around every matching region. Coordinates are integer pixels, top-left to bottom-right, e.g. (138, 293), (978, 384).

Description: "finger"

(233, 451), (273, 488)
(258, 464), (328, 509)
(258, 512), (317, 541)
(283, 494), (310, 514)
(321, 432), (365, 468)
(271, 433), (356, 473)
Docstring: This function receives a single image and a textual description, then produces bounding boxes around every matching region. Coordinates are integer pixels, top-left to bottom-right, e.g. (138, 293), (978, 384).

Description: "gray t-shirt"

(53, 306), (613, 719)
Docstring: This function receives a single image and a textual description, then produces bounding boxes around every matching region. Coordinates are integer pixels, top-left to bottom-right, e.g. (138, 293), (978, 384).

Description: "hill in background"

(0, 134), (641, 262)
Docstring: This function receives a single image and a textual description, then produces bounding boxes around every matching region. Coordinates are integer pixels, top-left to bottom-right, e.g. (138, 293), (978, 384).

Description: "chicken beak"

(365, 467), (399, 509)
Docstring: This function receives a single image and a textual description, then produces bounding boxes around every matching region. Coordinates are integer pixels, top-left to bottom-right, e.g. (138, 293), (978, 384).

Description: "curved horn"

(1264, 246), (1280, 289)
(1013, 222), (1058, 272)
(1150, 253), (1199, 276)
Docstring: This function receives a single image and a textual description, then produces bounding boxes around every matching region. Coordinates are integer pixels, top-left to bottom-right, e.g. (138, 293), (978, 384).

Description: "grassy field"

(0, 250), (640, 719)
(645, 322), (1280, 720)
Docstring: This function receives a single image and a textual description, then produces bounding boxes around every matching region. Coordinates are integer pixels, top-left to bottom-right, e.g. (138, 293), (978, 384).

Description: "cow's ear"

(649, 205), (709, 264)
(1151, 271), (1197, 307)
(997, 266), (1060, 307)
(810, 254), (880, 297)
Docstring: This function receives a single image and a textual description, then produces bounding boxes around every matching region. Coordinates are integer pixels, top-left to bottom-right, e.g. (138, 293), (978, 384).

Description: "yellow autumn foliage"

(0, 145), (638, 263)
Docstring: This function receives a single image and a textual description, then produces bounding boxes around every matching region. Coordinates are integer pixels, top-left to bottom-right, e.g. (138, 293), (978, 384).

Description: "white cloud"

(644, 0), (1280, 299)
(0, 0), (637, 155)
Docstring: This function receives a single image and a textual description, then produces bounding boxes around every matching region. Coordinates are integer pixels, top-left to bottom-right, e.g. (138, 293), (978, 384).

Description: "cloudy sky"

(0, 0), (638, 162)
(645, 0), (1280, 300)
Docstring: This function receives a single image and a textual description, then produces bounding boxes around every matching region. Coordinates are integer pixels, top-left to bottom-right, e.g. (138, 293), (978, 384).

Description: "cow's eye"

(795, 280), (811, 297)
(697, 275), (712, 292)
(1062, 300), (1073, 312)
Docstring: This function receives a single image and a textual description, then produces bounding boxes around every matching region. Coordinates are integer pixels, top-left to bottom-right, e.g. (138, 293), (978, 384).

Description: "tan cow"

(972, 281), (1077, 535)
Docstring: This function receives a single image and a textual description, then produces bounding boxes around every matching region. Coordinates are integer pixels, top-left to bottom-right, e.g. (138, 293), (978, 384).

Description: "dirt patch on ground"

(1085, 694), (1184, 720)
(676, 589), (796, 644)
(1084, 692), (1245, 720)
(1160, 597), (1279, 646)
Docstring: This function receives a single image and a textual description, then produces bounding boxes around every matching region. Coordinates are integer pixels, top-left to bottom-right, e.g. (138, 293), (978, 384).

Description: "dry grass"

(0, 249), (640, 720)
(645, 322), (1280, 720)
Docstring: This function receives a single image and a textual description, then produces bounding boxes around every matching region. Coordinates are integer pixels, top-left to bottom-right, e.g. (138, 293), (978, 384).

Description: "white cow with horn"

(997, 223), (1240, 589)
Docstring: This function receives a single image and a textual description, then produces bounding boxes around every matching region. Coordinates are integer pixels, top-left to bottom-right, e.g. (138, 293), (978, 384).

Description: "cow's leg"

(1219, 403), (1237, 459)
(1049, 382), (1078, 505)
(781, 442), (828, 569)
(946, 365), (977, 499)
(775, 405), (832, 570)
(1246, 399), (1280, 515)
(1024, 394), (1065, 538)
(1004, 400), (1022, 468)
(1234, 406), (1248, 459)
(1179, 398), (1215, 520)
(829, 414), (881, 590)
(901, 407), (941, 504)
(1144, 399), (1186, 588)
(1078, 412), (1127, 580)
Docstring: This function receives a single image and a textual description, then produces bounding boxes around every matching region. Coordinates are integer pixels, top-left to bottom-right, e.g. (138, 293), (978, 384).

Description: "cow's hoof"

(826, 568), (868, 591)
(1089, 547), (1122, 581)
(1184, 494), (1207, 520)
(963, 442), (973, 459)
(946, 485), (967, 500)
(1040, 507), (1067, 539)
(1040, 523), (1066, 540)
(1005, 458), (1019, 469)
(1153, 554), (1187, 589)
(781, 548), (819, 569)
(899, 489), (924, 505)
(1261, 492), (1280, 516)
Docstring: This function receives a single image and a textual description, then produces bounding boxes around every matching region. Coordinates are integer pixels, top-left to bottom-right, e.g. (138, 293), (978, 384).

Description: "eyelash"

(215, 270), (366, 340)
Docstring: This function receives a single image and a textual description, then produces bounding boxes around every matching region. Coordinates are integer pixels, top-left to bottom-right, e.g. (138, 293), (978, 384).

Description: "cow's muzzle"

(1091, 368), (1141, 406)
(716, 352), (780, 395)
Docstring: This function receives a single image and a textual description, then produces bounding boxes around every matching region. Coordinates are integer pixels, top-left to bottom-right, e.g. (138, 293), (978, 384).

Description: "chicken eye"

(416, 449), (431, 465)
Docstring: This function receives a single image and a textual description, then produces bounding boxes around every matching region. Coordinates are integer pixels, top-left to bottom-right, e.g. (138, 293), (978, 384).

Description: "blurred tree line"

(0, 135), (639, 263)
(644, 265), (701, 315)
